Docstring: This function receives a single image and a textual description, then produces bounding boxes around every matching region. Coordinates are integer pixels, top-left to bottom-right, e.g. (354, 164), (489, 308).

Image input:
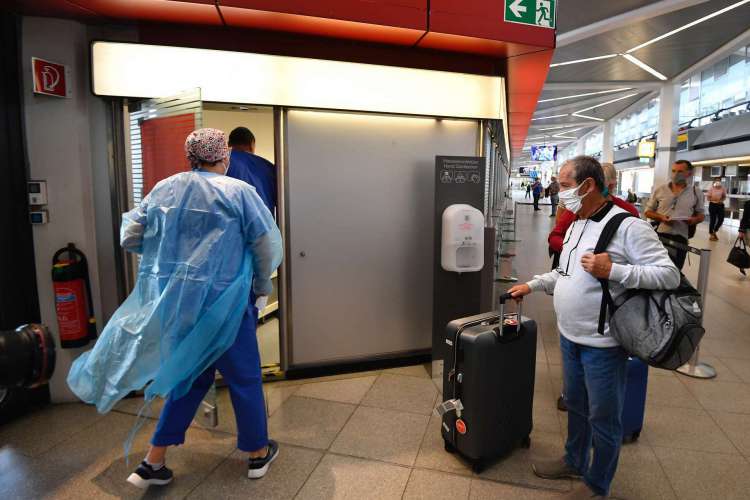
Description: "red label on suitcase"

(456, 419), (467, 434)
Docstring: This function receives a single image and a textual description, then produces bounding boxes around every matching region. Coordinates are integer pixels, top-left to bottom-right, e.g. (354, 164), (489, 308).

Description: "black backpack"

(595, 213), (705, 370)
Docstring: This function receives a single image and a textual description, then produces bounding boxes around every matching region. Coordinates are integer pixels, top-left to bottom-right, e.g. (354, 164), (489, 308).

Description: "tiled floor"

(2, 200), (749, 499)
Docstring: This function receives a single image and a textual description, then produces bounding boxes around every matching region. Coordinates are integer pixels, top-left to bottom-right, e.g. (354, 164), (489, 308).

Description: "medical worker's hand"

(255, 296), (269, 312)
(581, 252), (612, 279)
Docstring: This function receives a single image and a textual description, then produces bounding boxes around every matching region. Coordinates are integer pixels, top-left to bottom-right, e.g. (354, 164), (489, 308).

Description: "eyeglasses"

(557, 219), (590, 277)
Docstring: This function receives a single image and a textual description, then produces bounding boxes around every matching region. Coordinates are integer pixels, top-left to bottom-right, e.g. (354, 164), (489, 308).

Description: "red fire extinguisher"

(51, 243), (97, 348)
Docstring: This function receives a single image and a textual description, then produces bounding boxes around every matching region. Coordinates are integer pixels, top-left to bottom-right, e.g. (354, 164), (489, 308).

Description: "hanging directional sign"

(504, 0), (556, 29)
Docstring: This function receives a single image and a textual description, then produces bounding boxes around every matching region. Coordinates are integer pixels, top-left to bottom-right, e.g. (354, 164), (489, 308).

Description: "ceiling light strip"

(571, 113), (605, 122)
(537, 88), (633, 103)
(621, 54), (668, 81)
(531, 113), (569, 121)
(627, 0), (750, 54)
(549, 54), (619, 68)
(574, 92), (640, 113)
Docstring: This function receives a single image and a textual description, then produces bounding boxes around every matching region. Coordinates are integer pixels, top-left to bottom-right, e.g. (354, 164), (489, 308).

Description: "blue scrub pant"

(560, 335), (628, 497)
(151, 305), (267, 452)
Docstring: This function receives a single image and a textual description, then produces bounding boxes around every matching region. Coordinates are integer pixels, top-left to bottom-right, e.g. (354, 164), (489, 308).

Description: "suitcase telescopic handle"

(498, 292), (522, 320)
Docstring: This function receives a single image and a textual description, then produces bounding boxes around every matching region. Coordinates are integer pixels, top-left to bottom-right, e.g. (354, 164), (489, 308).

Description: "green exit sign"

(505, 0), (556, 29)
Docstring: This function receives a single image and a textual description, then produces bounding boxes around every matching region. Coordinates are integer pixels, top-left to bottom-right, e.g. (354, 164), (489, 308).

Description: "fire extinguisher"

(51, 243), (97, 348)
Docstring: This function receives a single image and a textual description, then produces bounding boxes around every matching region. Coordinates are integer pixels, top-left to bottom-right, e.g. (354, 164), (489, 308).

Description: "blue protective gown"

(67, 170), (282, 414)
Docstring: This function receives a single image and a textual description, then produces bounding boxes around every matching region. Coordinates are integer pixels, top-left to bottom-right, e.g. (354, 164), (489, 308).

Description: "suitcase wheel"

(521, 435), (531, 449)
(472, 461), (484, 474)
(444, 440), (456, 454)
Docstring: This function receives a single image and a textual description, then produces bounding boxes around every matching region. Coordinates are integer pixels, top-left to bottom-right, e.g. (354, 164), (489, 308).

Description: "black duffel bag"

(727, 236), (750, 274)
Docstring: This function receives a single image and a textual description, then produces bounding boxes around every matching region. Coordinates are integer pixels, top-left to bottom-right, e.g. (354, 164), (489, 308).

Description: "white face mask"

(558, 181), (589, 214)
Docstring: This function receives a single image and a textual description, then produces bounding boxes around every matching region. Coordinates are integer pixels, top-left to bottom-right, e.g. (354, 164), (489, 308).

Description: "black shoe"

(248, 439), (279, 479)
(127, 461), (174, 488)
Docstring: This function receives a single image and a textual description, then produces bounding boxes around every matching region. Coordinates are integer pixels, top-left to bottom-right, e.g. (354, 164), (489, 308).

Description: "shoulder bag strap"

(595, 212), (634, 334)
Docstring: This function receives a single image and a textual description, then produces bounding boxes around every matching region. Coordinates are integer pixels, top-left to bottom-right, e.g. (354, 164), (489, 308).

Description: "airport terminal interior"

(2, 1), (750, 499)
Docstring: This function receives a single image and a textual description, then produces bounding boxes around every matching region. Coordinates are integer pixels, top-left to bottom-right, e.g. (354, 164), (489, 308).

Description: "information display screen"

(530, 145), (557, 162)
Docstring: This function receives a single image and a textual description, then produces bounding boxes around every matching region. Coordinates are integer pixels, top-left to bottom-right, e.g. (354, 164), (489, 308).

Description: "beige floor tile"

(690, 355), (743, 382)
(469, 478), (559, 499)
(265, 383), (302, 417)
(648, 366), (676, 378)
(641, 405), (738, 454)
(0, 447), (77, 499)
(383, 364), (430, 378)
(681, 378), (750, 414)
(273, 370), (382, 388)
(653, 446), (750, 500)
(330, 406), (428, 466)
(188, 445), (322, 499)
(49, 422), (236, 499)
(267, 396), (355, 450)
(718, 356), (750, 383)
(403, 469), (471, 500)
(476, 431), (571, 492)
(361, 373), (438, 416)
(533, 405), (564, 435)
(414, 415), (474, 477)
(700, 338), (750, 360)
(610, 441), (677, 500)
(293, 375), (377, 405)
(0, 403), (104, 457)
(645, 374), (703, 409)
(295, 453), (411, 500)
(709, 411), (750, 457)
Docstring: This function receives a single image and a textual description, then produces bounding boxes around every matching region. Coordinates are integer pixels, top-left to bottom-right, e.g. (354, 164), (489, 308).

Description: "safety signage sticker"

(504, 0), (556, 29)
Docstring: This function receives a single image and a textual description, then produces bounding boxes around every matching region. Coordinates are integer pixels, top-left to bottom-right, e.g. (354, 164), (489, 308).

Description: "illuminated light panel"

(621, 54), (668, 81)
(574, 93), (640, 113)
(692, 156), (750, 166)
(538, 88), (633, 103)
(537, 125), (571, 131)
(92, 42), (502, 119)
(627, 0), (750, 54)
(571, 113), (605, 122)
(531, 114), (569, 121)
(549, 54), (619, 68)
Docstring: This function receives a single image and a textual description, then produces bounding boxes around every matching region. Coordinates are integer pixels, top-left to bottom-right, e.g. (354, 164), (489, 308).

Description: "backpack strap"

(595, 212), (634, 334)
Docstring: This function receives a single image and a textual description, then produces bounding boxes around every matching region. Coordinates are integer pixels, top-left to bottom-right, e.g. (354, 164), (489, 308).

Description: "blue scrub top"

(228, 150), (277, 216)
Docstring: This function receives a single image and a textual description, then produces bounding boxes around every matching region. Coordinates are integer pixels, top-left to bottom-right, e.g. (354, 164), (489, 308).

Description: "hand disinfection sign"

(441, 204), (484, 272)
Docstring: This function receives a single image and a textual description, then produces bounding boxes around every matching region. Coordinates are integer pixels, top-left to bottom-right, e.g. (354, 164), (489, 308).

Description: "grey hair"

(564, 156), (605, 192)
(601, 162), (617, 187)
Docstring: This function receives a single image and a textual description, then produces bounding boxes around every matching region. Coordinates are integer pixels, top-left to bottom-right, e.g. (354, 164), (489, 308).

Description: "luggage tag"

(435, 398), (464, 418)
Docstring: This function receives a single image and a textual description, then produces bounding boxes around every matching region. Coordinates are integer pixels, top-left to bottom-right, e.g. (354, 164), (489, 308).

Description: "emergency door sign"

(32, 57), (72, 98)
(504, 0), (556, 29)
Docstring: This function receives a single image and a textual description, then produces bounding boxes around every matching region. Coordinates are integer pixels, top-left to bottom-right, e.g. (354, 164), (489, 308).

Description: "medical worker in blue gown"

(67, 128), (283, 488)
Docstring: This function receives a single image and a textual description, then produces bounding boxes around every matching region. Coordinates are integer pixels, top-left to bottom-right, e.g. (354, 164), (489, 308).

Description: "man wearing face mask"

(644, 160), (705, 269)
(508, 156), (679, 500)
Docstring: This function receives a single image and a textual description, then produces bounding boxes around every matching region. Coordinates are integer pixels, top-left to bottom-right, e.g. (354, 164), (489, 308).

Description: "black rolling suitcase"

(437, 293), (537, 473)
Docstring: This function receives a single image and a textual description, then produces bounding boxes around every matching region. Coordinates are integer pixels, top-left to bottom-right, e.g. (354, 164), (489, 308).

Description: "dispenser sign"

(32, 57), (71, 98)
(505, 0), (556, 29)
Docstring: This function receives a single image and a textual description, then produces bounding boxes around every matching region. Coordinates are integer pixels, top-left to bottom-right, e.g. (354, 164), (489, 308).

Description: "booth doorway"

(122, 91), (282, 375)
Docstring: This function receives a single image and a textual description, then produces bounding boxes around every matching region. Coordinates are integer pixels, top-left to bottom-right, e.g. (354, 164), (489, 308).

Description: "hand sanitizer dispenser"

(441, 204), (484, 272)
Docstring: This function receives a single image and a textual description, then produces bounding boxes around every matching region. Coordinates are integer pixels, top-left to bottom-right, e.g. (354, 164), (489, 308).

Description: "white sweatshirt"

(527, 203), (680, 348)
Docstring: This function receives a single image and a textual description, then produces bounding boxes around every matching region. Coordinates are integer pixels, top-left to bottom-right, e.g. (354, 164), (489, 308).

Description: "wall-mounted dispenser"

(441, 204), (484, 272)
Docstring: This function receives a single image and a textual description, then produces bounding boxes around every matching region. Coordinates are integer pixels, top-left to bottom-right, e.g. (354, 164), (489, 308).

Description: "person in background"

(644, 160), (705, 270)
(510, 156), (679, 500)
(228, 127), (277, 216)
(532, 179), (543, 211)
(547, 162), (638, 411)
(626, 189), (637, 204)
(548, 176), (560, 218)
(706, 180), (727, 241)
(741, 199), (750, 243)
(526, 182), (532, 199)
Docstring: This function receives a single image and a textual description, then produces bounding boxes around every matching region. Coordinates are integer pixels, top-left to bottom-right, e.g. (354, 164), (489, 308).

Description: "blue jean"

(151, 305), (268, 452)
(550, 194), (559, 216)
(560, 335), (628, 496)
